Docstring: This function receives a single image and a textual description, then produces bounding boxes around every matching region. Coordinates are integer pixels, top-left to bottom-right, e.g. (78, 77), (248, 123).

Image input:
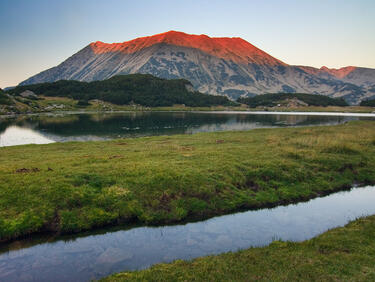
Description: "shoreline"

(102, 214), (375, 281)
(1, 105), (375, 118)
(1, 181), (373, 247)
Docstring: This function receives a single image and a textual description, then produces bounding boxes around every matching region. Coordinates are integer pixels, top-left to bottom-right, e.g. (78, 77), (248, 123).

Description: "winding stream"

(0, 185), (374, 281)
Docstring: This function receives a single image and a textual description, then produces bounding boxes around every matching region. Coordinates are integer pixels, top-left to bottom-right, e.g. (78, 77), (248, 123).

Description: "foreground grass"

(103, 215), (375, 281)
(0, 121), (375, 241)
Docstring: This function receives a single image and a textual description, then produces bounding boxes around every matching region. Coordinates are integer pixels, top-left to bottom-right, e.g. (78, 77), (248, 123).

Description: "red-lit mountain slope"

(90, 31), (286, 66)
(20, 31), (375, 104)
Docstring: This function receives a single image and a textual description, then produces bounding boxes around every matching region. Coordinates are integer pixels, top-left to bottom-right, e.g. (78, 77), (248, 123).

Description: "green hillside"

(8, 74), (231, 107)
(360, 99), (375, 107)
(238, 93), (348, 108)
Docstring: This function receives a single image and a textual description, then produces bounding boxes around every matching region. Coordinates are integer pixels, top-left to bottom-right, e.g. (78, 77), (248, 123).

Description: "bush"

(0, 89), (13, 105)
(77, 100), (91, 107)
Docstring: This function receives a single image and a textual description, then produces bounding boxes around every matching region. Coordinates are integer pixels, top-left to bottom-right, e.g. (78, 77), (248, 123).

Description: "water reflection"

(0, 186), (374, 282)
(1, 111), (371, 147)
(0, 126), (54, 147)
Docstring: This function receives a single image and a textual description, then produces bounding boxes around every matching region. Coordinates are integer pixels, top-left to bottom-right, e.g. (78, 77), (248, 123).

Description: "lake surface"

(1, 111), (374, 147)
(0, 185), (374, 282)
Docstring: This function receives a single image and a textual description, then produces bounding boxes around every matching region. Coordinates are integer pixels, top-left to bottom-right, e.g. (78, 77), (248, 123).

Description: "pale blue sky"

(0, 0), (374, 88)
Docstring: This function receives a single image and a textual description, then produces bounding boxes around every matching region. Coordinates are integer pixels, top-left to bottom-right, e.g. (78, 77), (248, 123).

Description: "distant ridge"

(320, 66), (358, 79)
(20, 31), (375, 104)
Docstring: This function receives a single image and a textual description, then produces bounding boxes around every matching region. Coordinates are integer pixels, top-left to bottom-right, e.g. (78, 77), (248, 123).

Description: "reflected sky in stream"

(0, 186), (374, 282)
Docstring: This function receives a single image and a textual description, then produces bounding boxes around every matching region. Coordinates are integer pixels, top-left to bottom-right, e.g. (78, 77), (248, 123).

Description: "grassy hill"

(7, 74), (231, 107)
(237, 93), (348, 108)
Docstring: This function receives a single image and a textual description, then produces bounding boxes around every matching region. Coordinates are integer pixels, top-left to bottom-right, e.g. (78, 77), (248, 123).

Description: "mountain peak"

(89, 31), (286, 66)
(320, 66), (357, 78)
(20, 31), (375, 105)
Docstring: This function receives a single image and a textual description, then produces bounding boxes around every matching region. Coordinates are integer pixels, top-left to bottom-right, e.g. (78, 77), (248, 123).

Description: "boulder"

(19, 90), (38, 99)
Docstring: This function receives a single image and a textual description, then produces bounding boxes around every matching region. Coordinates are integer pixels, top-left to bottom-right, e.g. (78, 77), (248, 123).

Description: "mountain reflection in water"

(0, 111), (369, 147)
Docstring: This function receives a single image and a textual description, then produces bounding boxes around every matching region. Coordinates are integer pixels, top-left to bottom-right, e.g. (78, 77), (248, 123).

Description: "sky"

(0, 0), (374, 88)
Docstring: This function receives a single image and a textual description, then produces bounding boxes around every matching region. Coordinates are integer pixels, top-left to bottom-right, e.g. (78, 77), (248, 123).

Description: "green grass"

(35, 96), (78, 109)
(102, 215), (375, 281)
(0, 121), (375, 241)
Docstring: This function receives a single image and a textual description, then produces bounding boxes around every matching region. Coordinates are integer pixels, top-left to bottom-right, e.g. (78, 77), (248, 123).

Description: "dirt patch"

(159, 193), (178, 211)
(179, 146), (194, 151)
(109, 155), (122, 159)
(15, 168), (40, 173)
(44, 209), (61, 232)
(244, 180), (261, 192)
(338, 163), (356, 173)
(216, 140), (225, 144)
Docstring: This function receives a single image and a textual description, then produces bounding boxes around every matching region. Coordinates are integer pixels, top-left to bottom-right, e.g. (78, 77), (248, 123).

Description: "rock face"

(19, 90), (38, 99)
(20, 31), (375, 104)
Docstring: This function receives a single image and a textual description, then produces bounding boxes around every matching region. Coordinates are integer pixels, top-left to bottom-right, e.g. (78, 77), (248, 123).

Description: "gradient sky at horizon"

(0, 0), (374, 88)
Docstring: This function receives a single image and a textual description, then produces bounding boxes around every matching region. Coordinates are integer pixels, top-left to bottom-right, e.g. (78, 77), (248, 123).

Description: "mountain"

(20, 31), (375, 104)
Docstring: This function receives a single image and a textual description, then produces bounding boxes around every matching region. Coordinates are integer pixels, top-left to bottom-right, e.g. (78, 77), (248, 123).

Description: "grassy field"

(0, 121), (375, 241)
(103, 215), (375, 281)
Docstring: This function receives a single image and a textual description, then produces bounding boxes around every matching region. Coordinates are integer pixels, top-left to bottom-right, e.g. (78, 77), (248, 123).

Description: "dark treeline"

(8, 74), (232, 107)
(0, 88), (13, 105)
(237, 93), (348, 107)
(360, 99), (375, 107)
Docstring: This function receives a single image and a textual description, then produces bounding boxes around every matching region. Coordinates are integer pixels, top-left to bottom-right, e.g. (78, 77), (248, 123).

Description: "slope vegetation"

(10, 74), (231, 107)
(238, 93), (348, 108)
(360, 99), (375, 107)
(0, 89), (12, 105)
